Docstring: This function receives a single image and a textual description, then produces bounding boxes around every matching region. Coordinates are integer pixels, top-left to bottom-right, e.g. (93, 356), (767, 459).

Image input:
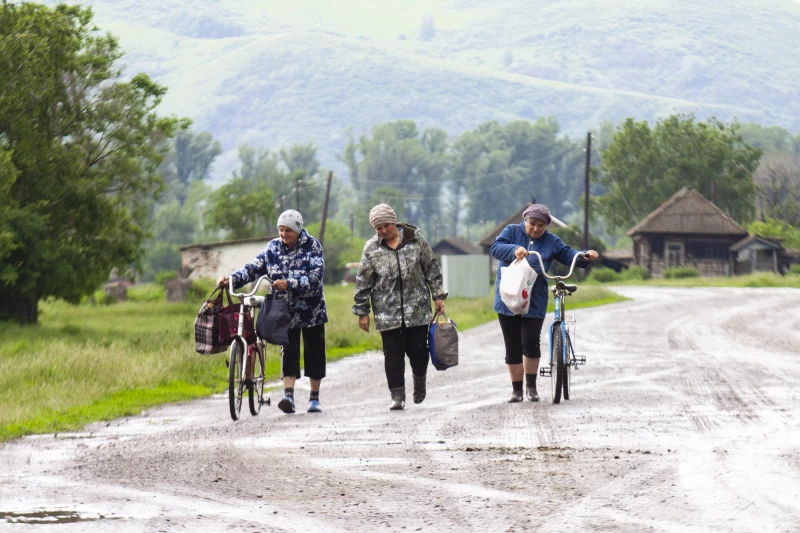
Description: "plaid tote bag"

(194, 287), (227, 355)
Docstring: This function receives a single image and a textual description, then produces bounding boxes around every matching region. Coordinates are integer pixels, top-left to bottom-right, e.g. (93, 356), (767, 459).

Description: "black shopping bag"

(256, 291), (291, 346)
(428, 311), (458, 371)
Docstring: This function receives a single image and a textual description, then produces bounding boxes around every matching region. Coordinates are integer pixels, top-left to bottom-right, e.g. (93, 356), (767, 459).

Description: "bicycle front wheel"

(228, 340), (245, 421)
(550, 329), (565, 404)
(248, 343), (265, 416)
(563, 332), (572, 401)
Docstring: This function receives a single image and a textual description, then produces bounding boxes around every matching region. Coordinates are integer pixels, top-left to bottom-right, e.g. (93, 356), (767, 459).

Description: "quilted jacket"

(231, 230), (328, 329)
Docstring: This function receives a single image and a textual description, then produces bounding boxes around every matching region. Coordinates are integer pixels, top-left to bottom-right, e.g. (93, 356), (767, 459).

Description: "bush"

(790, 264), (800, 275)
(663, 266), (699, 279)
(587, 267), (621, 283)
(622, 266), (651, 281)
(154, 270), (177, 285)
(128, 284), (165, 303)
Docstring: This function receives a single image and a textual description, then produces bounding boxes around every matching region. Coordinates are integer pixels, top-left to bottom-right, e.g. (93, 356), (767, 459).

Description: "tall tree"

(753, 153), (800, 226)
(0, 3), (182, 322)
(206, 178), (275, 240)
(160, 128), (221, 206)
(594, 115), (762, 232)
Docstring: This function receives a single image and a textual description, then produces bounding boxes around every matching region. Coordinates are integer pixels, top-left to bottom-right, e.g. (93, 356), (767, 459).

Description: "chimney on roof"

(531, 195), (537, 204)
(711, 181), (716, 205)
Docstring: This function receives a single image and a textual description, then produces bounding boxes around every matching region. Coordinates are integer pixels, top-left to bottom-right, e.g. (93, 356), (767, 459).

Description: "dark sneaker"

(277, 395), (295, 414)
(526, 386), (540, 402)
(508, 391), (523, 403)
(307, 399), (322, 413)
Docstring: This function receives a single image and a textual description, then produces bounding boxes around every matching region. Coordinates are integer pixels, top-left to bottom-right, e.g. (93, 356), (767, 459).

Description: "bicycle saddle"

(557, 281), (578, 294)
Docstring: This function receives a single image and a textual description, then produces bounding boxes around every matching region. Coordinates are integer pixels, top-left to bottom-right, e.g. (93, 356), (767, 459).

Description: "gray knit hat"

(277, 209), (304, 234)
(368, 204), (398, 228)
(522, 204), (552, 226)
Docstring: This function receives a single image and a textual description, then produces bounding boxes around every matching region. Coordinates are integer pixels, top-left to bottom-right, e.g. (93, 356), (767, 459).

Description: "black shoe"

(508, 391), (523, 403)
(526, 386), (540, 402)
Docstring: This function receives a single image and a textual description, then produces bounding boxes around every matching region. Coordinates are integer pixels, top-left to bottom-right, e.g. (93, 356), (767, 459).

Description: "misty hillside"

(52, 0), (800, 180)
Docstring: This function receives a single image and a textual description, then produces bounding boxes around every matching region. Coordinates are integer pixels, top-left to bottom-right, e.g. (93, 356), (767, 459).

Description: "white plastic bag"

(499, 258), (538, 315)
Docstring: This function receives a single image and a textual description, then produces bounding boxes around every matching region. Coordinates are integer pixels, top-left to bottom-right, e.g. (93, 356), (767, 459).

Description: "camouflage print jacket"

(352, 223), (447, 332)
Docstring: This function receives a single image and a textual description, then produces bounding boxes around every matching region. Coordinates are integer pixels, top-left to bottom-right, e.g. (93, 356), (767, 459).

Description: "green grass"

(586, 271), (800, 289)
(0, 282), (623, 442)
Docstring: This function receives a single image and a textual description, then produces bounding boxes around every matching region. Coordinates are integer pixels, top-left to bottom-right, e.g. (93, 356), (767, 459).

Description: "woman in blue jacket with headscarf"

(490, 204), (598, 403)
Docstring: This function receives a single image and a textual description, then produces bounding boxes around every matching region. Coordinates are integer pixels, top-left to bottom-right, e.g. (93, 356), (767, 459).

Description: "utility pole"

(319, 171), (333, 246)
(349, 212), (355, 235)
(583, 132), (592, 251)
(294, 177), (301, 211)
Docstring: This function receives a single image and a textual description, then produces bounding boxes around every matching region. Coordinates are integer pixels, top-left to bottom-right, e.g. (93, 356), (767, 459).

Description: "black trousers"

(280, 324), (326, 380)
(497, 314), (545, 365)
(380, 325), (429, 390)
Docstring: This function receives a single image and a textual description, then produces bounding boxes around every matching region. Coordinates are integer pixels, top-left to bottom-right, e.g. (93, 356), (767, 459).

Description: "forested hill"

(51, 0), (800, 180)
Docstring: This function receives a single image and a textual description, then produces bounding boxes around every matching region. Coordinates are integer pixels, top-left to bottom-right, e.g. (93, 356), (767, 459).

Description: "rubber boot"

(389, 386), (406, 411)
(412, 374), (426, 404)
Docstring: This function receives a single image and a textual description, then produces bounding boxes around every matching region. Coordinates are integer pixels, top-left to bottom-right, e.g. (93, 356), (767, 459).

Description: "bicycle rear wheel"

(550, 329), (564, 404)
(248, 343), (265, 416)
(228, 340), (245, 421)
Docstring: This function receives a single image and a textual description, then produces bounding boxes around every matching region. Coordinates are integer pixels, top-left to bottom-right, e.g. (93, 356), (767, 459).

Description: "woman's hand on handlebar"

(514, 246), (529, 261)
(582, 250), (599, 261)
(272, 279), (289, 291)
(217, 276), (230, 288)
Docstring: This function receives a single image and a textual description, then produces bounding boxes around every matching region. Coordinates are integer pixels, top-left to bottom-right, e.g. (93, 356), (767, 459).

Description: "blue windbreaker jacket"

(490, 223), (590, 318)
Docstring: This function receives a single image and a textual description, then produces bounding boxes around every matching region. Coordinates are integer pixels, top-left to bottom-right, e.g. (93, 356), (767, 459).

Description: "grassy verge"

(585, 271), (800, 288)
(0, 282), (623, 442)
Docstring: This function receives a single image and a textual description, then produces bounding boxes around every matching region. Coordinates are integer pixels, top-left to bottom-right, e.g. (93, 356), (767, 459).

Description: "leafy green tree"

(754, 153), (800, 226)
(594, 115), (762, 233)
(160, 128), (221, 206)
(746, 218), (800, 248)
(305, 221), (362, 283)
(455, 118), (584, 228)
(206, 178), (275, 240)
(343, 121), (444, 230)
(0, 3), (182, 322)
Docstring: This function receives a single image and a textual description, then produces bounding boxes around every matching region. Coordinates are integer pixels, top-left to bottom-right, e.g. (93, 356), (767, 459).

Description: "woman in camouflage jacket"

(353, 204), (447, 411)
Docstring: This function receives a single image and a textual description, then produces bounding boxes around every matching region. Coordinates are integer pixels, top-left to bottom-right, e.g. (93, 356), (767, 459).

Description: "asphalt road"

(1, 287), (799, 532)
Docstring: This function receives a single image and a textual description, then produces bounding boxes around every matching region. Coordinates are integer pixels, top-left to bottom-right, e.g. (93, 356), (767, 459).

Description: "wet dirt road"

(1, 287), (799, 532)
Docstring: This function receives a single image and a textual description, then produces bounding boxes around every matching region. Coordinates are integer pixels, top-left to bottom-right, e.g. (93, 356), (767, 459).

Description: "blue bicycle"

(528, 251), (587, 404)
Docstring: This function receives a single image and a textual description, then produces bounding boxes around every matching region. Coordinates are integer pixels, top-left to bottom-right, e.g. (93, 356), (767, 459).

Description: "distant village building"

(730, 234), (784, 275)
(626, 187), (758, 278)
(180, 236), (275, 281)
(432, 237), (484, 256)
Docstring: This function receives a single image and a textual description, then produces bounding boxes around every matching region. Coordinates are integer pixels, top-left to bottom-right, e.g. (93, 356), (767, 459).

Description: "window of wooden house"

(648, 236), (664, 258)
(686, 241), (729, 259)
(667, 243), (683, 267)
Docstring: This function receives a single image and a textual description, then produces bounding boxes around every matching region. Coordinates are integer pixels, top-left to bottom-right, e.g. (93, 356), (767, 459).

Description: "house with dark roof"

(730, 234), (785, 275)
(626, 187), (748, 277)
(432, 237), (484, 256)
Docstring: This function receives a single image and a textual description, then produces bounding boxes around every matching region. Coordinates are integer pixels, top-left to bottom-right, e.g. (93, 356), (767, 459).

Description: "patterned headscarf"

(369, 204), (398, 228)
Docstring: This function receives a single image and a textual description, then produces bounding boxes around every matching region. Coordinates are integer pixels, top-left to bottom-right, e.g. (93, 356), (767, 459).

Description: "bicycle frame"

(228, 275), (272, 375)
(528, 250), (587, 402)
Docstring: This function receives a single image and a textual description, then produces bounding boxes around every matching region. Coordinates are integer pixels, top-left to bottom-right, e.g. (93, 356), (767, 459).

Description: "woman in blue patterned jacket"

(491, 204), (598, 403)
(218, 209), (328, 414)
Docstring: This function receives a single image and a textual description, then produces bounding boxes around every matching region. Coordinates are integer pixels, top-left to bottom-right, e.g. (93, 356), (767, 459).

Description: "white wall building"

(180, 236), (274, 280)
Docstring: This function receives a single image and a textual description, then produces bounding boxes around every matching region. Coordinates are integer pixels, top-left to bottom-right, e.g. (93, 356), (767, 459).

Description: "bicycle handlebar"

(525, 250), (586, 280)
(228, 274), (273, 298)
